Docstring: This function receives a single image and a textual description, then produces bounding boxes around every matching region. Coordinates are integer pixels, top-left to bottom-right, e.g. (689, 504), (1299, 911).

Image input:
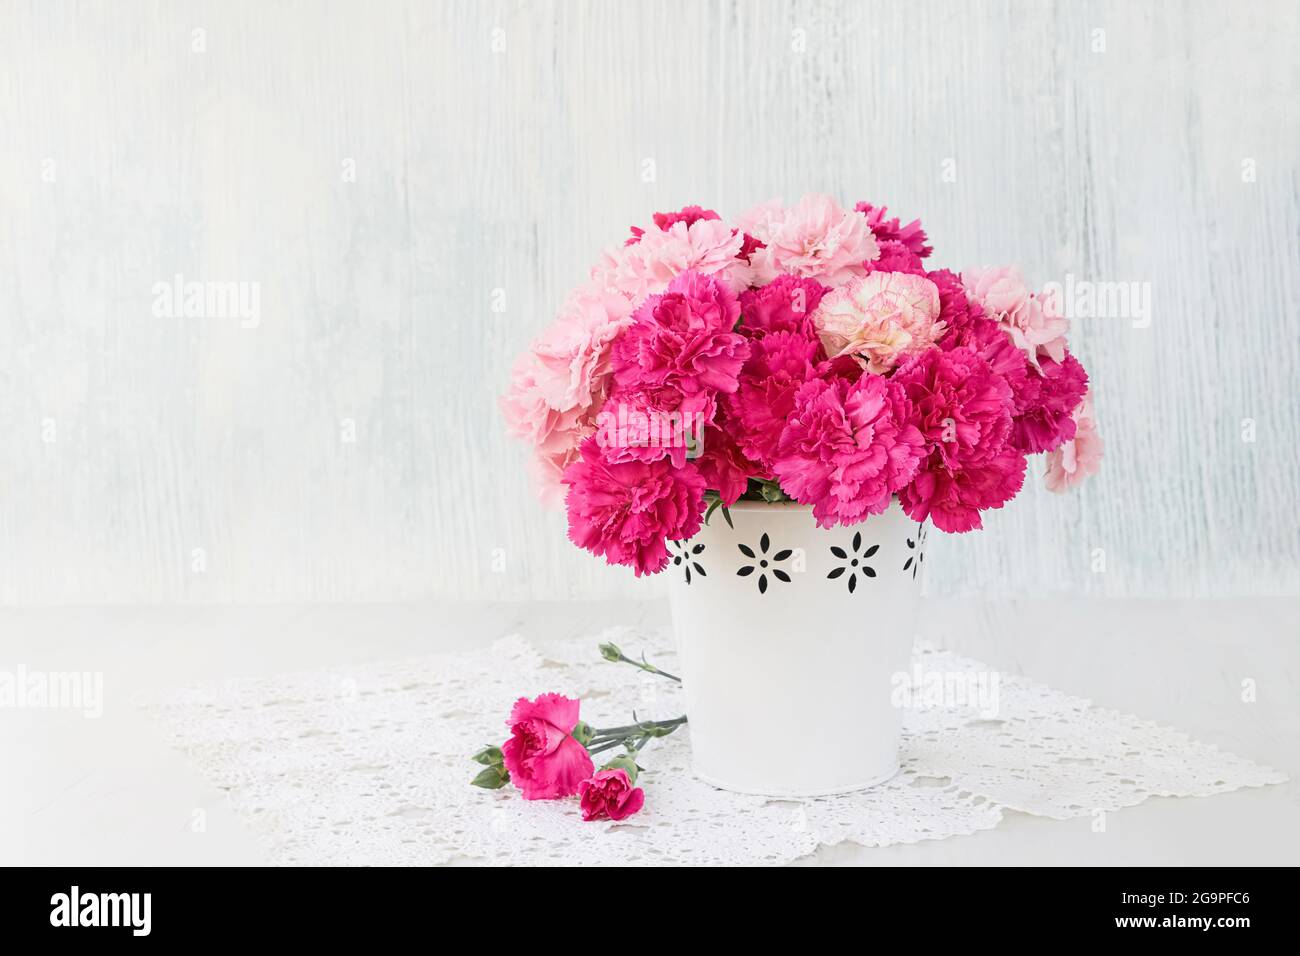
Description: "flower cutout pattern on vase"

(827, 530), (878, 593)
(735, 532), (792, 594)
(668, 540), (706, 584)
(902, 523), (928, 579)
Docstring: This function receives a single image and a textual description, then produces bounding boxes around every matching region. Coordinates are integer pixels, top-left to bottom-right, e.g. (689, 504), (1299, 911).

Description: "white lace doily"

(146, 628), (1287, 866)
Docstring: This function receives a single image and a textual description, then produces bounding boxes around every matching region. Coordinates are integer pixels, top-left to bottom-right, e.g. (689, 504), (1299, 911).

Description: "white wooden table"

(3, 598), (1295, 866)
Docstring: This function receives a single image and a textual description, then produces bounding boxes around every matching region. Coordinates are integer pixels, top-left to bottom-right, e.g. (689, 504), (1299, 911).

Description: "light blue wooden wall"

(1, 0), (1297, 604)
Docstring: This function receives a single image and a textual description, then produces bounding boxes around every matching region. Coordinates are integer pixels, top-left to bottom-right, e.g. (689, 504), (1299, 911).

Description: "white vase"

(666, 498), (926, 797)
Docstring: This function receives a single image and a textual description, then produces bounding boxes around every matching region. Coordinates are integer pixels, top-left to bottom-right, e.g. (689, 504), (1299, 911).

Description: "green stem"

(589, 716), (687, 740)
(611, 652), (681, 683)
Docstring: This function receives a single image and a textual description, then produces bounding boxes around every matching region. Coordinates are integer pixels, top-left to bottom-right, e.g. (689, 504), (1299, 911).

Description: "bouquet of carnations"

(502, 193), (1102, 576)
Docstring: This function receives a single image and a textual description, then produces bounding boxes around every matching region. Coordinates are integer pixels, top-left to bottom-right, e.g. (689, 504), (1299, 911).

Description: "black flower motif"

(669, 540), (706, 584)
(736, 532), (792, 594)
(827, 530), (878, 594)
(902, 523), (928, 579)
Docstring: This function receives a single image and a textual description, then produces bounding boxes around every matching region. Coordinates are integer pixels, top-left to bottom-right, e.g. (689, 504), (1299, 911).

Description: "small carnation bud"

(599, 642), (623, 662)
(600, 755), (640, 786)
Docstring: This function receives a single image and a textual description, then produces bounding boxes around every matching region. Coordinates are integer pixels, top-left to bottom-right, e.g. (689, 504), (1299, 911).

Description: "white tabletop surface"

(3, 598), (1296, 866)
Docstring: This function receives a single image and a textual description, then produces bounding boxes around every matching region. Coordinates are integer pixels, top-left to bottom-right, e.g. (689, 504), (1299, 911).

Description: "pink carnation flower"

(854, 202), (933, 258)
(894, 348), (1026, 533)
(501, 693), (595, 801)
(523, 283), (634, 413)
(1045, 392), (1103, 492)
(772, 374), (925, 528)
(653, 205), (720, 231)
(501, 284), (634, 506)
(963, 266), (1068, 367)
(738, 274), (830, 340)
(865, 240), (926, 276)
(693, 422), (759, 505)
(738, 193), (879, 284)
(594, 218), (752, 300)
(939, 312), (1036, 433)
(606, 271), (749, 465)
(724, 330), (822, 473)
(624, 205), (722, 245)
(562, 436), (706, 575)
(812, 271), (946, 374)
(578, 768), (645, 822)
(1011, 351), (1089, 453)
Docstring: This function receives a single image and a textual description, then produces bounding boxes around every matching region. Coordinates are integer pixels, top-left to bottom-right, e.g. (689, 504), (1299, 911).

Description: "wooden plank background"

(0, 0), (1297, 604)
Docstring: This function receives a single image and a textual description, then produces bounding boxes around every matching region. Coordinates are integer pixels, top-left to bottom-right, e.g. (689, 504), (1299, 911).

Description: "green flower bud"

(601, 755), (639, 785)
(598, 642), (623, 662)
(571, 720), (594, 745)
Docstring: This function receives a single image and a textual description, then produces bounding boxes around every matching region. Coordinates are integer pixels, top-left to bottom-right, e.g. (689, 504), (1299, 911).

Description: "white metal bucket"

(666, 499), (924, 796)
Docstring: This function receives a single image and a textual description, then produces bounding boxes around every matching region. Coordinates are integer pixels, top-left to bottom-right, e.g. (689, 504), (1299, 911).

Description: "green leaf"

(703, 497), (722, 526)
(471, 744), (504, 766)
(471, 766), (509, 789)
(720, 504), (734, 529)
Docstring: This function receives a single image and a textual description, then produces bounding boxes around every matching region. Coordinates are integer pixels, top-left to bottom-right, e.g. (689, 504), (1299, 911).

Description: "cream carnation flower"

(812, 271), (945, 373)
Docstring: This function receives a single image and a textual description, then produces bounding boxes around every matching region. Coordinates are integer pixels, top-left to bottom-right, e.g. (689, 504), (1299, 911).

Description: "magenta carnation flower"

(724, 330), (822, 473)
(1011, 351), (1089, 453)
(894, 347), (1025, 533)
(928, 268), (986, 340)
(501, 693), (595, 801)
(940, 311), (1035, 417)
(865, 240), (927, 276)
(562, 436), (706, 576)
(607, 270), (750, 465)
(693, 422), (760, 505)
(738, 274), (830, 339)
(939, 288), (1089, 455)
(854, 202), (933, 258)
(653, 205), (720, 231)
(772, 374), (925, 528)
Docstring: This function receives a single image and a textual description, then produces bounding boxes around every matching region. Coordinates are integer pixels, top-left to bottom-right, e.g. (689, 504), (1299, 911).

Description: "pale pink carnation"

(500, 283), (634, 506)
(963, 266), (1067, 367)
(738, 194), (879, 284)
(528, 448), (576, 510)
(772, 374), (925, 528)
(1045, 393), (1103, 492)
(592, 218), (752, 301)
(812, 272), (946, 374)
(1011, 293), (1069, 365)
(528, 284), (634, 411)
